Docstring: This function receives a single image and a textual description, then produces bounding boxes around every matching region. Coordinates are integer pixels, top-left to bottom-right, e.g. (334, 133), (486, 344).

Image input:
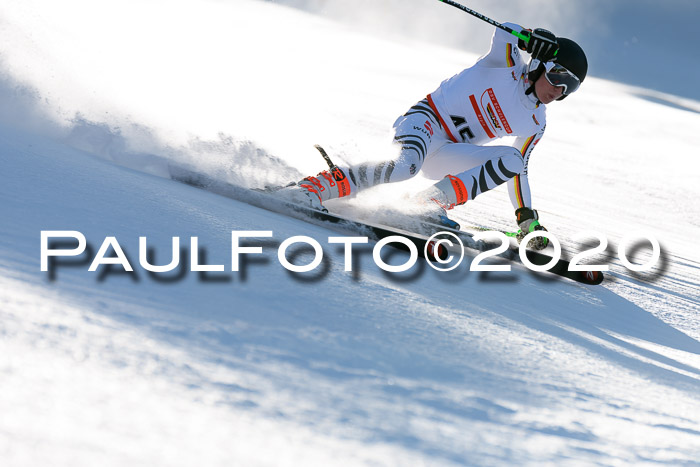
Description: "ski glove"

(515, 207), (549, 250)
(519, 28), (558, 63)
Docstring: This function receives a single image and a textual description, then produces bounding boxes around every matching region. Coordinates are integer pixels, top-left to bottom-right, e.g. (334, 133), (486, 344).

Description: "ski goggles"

(544, 62), (580, 95)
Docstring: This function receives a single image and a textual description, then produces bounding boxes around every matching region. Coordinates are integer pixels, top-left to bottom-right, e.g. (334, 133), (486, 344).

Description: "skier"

(282, 24), (588, 250)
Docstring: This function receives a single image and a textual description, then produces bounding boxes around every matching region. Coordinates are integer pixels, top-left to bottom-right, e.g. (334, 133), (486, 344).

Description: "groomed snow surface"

(1, 0), (700, 465)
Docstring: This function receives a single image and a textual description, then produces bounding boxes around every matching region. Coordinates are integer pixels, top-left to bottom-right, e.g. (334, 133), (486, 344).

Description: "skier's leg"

(418, 143), (524, 209)
(287, 99), (446, 207)
(345, 99), (446, 191)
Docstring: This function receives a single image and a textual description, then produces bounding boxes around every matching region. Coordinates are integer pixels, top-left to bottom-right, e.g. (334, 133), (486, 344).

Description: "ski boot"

(277, 167), (353, 212)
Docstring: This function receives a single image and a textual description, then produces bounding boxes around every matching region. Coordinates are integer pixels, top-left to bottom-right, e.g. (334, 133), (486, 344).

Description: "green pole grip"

(511, 30), (559, 57)
(511, 30), (530, 42)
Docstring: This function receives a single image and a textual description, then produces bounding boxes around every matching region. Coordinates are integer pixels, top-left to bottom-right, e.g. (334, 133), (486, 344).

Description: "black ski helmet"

(527, 37), (588, 100)
(555, 38), (588, 83)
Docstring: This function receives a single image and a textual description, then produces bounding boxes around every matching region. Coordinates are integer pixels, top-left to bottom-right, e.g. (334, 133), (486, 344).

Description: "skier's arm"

(508, 173), (532, 210)
(507, 129), (543, 210)
(508, 129), (550, 250)
(476, 22), (526, 69)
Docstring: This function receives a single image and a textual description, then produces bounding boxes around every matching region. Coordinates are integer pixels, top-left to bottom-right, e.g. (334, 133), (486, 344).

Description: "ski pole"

(436, 0), (557, 56)
(314, 144), (336, 170)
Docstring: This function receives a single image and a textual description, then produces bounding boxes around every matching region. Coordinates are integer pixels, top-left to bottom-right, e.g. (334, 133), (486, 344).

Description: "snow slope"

(1, 0), (700, 465)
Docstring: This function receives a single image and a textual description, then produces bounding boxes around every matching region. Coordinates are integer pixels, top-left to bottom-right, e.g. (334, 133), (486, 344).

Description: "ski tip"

(425, 239), (450, 262)
(580, 270), (604, 285)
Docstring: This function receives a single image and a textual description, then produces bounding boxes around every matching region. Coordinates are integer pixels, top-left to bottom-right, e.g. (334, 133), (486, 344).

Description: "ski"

(416, 219), (604, 285)
(168, 164), (603, 285)
(312, 144), (603, 286)
(168, 165), (449, 263)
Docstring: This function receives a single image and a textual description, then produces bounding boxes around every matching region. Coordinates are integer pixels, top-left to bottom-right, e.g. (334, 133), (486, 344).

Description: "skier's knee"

(502, 148), (524, 173)
(509, 147), (524, 163)
(390, 147), (423, 181)
(397, 145), (424, 170)
(395, 156), (423, 183)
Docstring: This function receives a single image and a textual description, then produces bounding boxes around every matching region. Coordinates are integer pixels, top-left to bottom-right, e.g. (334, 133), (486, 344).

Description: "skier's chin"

(534, 80), (564, 104)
